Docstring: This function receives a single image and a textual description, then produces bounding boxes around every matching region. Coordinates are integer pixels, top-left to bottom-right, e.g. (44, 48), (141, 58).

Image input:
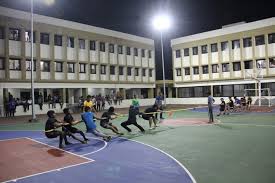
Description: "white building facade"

(171, 18), (275, 104)
(0, 6), (156, 115)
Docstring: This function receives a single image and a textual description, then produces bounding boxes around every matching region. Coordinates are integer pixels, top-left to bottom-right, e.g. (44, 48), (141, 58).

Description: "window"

(222, 63), (230, 72)
(193, 67), (199, 75)
(127, 47), (131, 55)
(178, 87), (194, 98)
(67, 37), (74, 48)
(40, 33), (49, 45)
(26, 60), (36, 71)
(100, 65), (106, 75)
(40, 61), (50, 72)
(25, 31), (35, 42)
(141, 49), (145, 57)
(149, 69), (153, 77)
(202, 65), (208, 74)
(54, 35), (62, 46)
(135, 68), (139, 76)
(268, 33), (275, 44)
(100, 42), (105, 52)
(243, 37), (252, 47)
(90, 41), (96, 50)
(256, 59), (266, 68)
(9, 59), (21, 70)
(90, 64), (96, 74)
(269, 58), (275, 68)
(232, 40), (240, 49)
(194, 86), (210, 97)
(110, 66), (115, 75)
(255, 35), (265, 46)
(176, 68), (182, 76)
(119, 66), (124, 75)
(183, 48), (189, 56)
(55, 62), (63, 72)
(134, 48), (138, 56)
(9, 28), (20, 41)
(0, 58), (4, 70)
(244, 60), (253, 69)
(192, 47), (198, 55)
(212, 64), (219, 73)
(142, 68), (146, 76)
(118, 45), (123, 54)
(127, 67), (132, 76)
(211, 43), (218, 52)
(109, 44), (114, 53)
(79, 63), (86, 73)
(176, 50), (181, 58)
(0, 27), (4, 39)
(221, 41), (228, 51)
(148, 50), (152, 58)
(201, 45), (208, 54)
(184, 68), (190, 75)
(233, 62), (241, 71)
(67, 63), (75, 73)
(79, 39), (85, 49)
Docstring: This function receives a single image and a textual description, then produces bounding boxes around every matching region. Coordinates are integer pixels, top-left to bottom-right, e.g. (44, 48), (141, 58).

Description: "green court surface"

(1, 109), (275, 183)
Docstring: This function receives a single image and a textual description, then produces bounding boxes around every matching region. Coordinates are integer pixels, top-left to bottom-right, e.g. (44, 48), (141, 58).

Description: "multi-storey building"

(0, 6), (156, 110)
(171, 18), (275, 100)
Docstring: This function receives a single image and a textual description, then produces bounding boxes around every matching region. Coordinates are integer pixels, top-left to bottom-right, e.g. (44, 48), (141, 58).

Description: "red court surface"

(0, 138), (92, 182)
(162, 118), (209, 126)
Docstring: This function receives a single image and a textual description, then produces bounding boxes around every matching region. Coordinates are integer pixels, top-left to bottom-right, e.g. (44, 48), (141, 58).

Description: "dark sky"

(0, 0), (275, 80)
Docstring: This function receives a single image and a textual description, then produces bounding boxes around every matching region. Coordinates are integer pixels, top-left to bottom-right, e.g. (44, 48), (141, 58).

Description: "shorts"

(45, 130), (62, 138)
(142, 114), (153, 121)
(100, 122), (113, 129)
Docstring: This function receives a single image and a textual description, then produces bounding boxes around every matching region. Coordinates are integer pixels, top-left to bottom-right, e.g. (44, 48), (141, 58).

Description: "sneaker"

(149, 127), (154, 130)
(84, 138), (89, 141)
(118, 132), (124, 136)
(65, 142), (72, 145)
(81, 140), (87, 144)
(59, 144), (65, 149)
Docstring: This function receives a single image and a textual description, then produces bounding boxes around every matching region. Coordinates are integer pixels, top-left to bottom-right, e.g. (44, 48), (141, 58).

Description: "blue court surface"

(0, 131), (196, 183)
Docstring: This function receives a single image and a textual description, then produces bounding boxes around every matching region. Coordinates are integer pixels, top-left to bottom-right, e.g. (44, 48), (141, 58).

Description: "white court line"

(32, 136), (108, 156)
(2, 137), (94, 183)
(215, 122), (275, 128)
(0, 137), (27, 142)
(119, 137), (197, 183)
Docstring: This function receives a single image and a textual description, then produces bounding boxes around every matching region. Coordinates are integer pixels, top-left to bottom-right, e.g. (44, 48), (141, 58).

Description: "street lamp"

(152, 15), (171, 106)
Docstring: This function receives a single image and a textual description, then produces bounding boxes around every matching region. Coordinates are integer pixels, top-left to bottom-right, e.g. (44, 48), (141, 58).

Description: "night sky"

(0, 0), (275, 80)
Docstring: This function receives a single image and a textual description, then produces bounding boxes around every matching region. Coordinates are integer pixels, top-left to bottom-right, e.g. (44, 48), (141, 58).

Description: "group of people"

(45, 93), (165, 149)
(208, 92), (253, 123)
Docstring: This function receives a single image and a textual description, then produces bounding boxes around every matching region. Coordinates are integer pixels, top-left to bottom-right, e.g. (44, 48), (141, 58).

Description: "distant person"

(121, 105), (145, 133)
(155, 93), (164, 120)
(132, 95), (140, 114)
(207, 92), (215, 123)
(247, 96), (252, 110)
(83, 95), (94, 111)
(217, 98), (226, 116)
(37, 93), (43, 110)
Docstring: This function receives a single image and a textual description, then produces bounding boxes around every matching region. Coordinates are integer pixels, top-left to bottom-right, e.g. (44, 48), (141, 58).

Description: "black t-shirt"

(128, 107), (137, 121)
(229, 99), (234, 107)
(45, 117), (58, 131)
(100, 112), (113, 126)
(64, 113), (74, 128)
(144, 107), (157, 117)
(220, 101), (225, 110)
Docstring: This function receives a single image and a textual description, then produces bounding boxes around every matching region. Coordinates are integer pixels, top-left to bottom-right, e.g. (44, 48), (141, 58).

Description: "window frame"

(79, 63), (86, 73)
(193, 66), (199, 75)
(100, 65), (106, 75)
(79, 39), (85, 49)
(255, 35), (265, 46)
(9, 58), (21, 70)
(25, 60), (36, 71)
(176, 68), (182, 76)
(55, 61), (63, 72)
(90, 64), (97, 74)
(9, 28), (20, 41)
(40, 33), (50, 45)
(110, 65), (115, 75)
(100, 42), (105, 52)
(67, 37), (74, 48)
(201, 45), (208, 54)
(54, 35), (62, 46)
(90, 40), (96, 50)
(40, 61), (50, 72)
(67, 63), (75, 73)
(192, 47), (198, 55)
(184, 68), (190, 75)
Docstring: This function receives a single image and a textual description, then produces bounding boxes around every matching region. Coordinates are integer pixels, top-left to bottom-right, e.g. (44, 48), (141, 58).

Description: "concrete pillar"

(168, 86), (173, 98)
(0, 88), (4, 116)
(68, 89), (74, 104)
(175, 88), (178, 98)
(62, 88), (66, 104)
(210, 85), (214, 96)
(148, 88), (154, 98)
(82, 88), (87, 98)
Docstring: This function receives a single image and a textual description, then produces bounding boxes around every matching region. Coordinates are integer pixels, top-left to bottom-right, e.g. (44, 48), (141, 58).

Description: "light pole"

(30, 0), (36, 121)
(30, 0), (55, 122)
(153, 15), (171, 106)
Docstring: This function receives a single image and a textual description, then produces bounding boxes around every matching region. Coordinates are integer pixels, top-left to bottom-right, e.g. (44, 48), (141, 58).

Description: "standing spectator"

(58, 95), (64, 109)
(207, 92), (215, 123)
(78, 96), (84, 112)
(9, 98), (16, 117)
(48, 94), (53, 109)
(38, 93), (43, 110)
(132, 95), (140, 114)
(27, 98), (32, 111)
(155, 93), (164, 120)
(83, 95), (94, 111)
(22, 98), (28, 112)
(96, 95), (101, 111)
(101, 97), (106, 110)
(53, 94), (58, 108)
(4, 99), (10, 117)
